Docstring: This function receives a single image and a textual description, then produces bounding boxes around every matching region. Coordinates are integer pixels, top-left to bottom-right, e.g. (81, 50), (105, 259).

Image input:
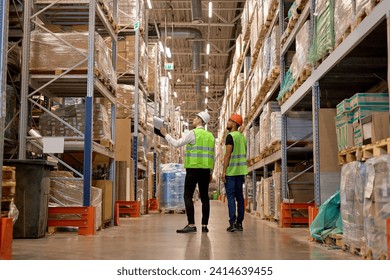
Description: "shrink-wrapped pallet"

(39, 103), (111, 141)
(263, 177), (274, 217)
(273, 172), (282, 220)
(340, 162), (366, 252)
(270, 111), (282, 144)
(291, 20), (311, 79)
(334, 0), (354, 44)
(364, 155), (390, 259)
(159, 163), (186, 211)
(50, 171), (102, 230)
(114, 84), (147, 124)
(30, 31), (117, 90)
(268, 25), (280, 79)
(309, 0), (335, 65)
(256, 179), (264, 218)
(107, 0), (145, 29)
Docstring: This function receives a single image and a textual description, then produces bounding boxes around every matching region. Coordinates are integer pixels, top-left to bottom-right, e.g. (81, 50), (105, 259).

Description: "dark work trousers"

(184, 168), (211, 225)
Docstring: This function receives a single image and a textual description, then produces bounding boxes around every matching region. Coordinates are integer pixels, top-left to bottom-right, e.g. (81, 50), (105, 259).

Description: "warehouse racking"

(216, 0), (390, 229)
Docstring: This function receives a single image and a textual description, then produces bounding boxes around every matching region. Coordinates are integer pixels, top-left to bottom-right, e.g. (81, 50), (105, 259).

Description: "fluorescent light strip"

(168, 72), (172, 79)
(173, 91), (177, 98)
(205, 86), (209, 93)
(206, 43), (210, 55)
(205, 71), (209, 79)
(208, 1), (212, 18)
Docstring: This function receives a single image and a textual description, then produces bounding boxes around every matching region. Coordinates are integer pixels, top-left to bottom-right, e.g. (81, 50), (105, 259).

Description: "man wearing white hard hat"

(160, 111), (215, 233)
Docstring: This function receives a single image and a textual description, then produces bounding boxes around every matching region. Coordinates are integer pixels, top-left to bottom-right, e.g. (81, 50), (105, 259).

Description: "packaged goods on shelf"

(349, 93), (389, 111)
(255, 130), (261, 155)
(241, 0), (255, 36)
(355, 0), (376, 14)
(263, 177), (274, 218)
(256, 179), (264, 218)
(109, 35), (148, 80)
(267, 25), (280, 80)
(107, 0), (145, 30)
(334, 0), (354, 44)
(361, 112), (390, 144)
(250, 7), (259, 52)
(260, 102), (280, 153)
(159, 163), (186, 211)
(335, 112), (354, 150)
(39, 103), (111, 141)
(249, 127), (255, 159)
(49, 171), (102, 230)
(340, 162), (366, 252)
(336, 98), (351, 115)
(115, 84), (147, 123)
(277, 68), (294, 101)
(364, 155), (390, 259)
(30, 31), (117, 90)
(309, 0), (335, 65)
(270, 112), (282, 144)
(147, 44), (160, 93)
(291, 20), (310, 79)
(264, 0), (278, 22)
(273, 172), (282, 220)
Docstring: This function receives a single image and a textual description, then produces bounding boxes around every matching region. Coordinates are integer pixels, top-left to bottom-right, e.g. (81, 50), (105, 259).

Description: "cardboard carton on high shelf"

(349, 93), (389, 111)
(352, 106), (390, 127)
(361, 112), (390, 145)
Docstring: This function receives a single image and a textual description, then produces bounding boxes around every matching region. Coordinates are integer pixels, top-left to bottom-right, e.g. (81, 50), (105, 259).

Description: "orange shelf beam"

(0, 218), (13, 260)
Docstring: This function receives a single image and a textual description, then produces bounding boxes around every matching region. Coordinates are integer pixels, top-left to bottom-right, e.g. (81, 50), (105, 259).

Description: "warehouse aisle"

(11, 201), (359, 260)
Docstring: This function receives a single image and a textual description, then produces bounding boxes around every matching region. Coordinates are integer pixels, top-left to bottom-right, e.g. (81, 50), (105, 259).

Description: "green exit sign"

(134, 21), (140, 30)
(164, 63), (174, 70)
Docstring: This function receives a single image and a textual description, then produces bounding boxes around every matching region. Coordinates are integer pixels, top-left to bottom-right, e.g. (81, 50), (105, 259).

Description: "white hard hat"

(197, 111), (210, 124)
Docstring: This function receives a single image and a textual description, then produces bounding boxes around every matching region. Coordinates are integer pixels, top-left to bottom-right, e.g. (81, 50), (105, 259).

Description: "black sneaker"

(226, 224), (237, 232)
(202, 226), (209, 233)
(235, 223), (243, 231)
(176, 225), (197, 233)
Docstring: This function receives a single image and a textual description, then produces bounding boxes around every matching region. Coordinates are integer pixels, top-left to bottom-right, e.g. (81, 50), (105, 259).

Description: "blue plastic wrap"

(160, 163), (186, 211)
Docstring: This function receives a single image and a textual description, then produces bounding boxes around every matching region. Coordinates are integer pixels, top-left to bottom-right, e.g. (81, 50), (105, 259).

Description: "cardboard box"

(361, 112), (390, 144)
(349, 93), (389, 111)
(92, 180), (113, 223)
(319, 109), (340, 172)
(336, 98), (351, 115)
(115, 119), (132, 163)
(336, 123), (354, 150)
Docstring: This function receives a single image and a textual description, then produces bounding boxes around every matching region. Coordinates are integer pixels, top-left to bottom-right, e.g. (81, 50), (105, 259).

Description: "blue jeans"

(225, 175), (245, 224)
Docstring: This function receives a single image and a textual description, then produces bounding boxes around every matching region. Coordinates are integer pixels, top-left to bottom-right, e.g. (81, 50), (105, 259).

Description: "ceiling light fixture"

(205, 86), (209, 93)
(146, 0), (152, 9)
(168, 72), (172, 79)
(205, 98), (208, 104)
(173, 91), (177, 98)
(208, 1), (212, 18)
(206, 43), (210, 55)
(205, 71), (209, 79)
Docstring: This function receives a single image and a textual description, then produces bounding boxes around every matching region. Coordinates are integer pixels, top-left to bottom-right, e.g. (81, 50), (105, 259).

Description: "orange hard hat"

(229, 114), (243, 126)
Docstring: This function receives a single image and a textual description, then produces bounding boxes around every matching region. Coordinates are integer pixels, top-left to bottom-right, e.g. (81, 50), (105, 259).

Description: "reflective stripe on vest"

(184, 128), (215, 169)
(226, 131), (248, 176)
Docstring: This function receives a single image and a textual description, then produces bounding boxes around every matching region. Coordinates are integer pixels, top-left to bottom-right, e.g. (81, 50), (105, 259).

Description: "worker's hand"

(221, 171), (226, 183)
(160, 127), (167, 136)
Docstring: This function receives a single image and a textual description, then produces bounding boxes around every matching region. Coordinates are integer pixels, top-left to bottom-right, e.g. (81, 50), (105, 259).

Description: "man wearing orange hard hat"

(222, 113), (248, 232)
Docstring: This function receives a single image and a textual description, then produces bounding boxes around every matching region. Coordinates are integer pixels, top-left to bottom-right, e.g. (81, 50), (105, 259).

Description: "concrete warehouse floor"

(11, 200), (359, 260)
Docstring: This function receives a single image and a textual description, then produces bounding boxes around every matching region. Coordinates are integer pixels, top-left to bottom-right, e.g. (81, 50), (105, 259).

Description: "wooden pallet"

(95, 137), (114, 150)
(342, 243), (366, 257)
(324, 233), (344, 247)
(364, 248), (387, 260)
(161, 208), (186, 214)
(335, 25), (352, 49)
(338, 147), (363, 165)
(361, 138), (390, 161)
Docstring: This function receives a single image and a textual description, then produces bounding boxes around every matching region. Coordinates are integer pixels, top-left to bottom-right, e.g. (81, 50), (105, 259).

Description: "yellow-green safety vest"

(226, 131), (248, 176)
(184, 128), (215, 169)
